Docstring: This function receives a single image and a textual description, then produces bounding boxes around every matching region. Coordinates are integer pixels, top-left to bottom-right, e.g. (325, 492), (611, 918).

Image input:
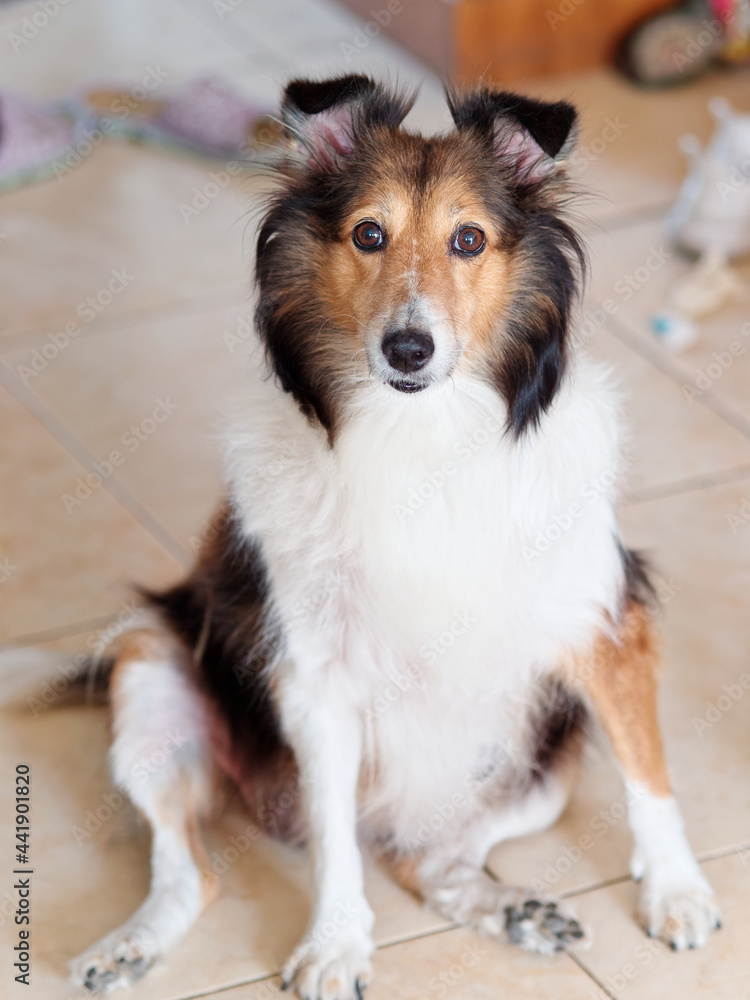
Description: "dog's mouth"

(387, 377), (427, 394)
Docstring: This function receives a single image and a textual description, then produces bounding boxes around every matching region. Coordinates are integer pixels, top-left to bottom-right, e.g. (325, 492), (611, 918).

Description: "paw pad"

(504, 899), (585, 952)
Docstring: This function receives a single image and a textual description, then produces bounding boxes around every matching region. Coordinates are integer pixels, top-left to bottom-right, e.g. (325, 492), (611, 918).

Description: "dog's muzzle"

(382, 328), (434, 393)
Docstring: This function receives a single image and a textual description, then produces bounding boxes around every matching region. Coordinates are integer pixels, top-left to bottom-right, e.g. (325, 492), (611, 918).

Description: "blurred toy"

(0, 92), (99, 192)
(0, 77), (277, 194)
(81, 76), (280, 161)
(617, 0), (750, 88)
(652, 97), (750, 348)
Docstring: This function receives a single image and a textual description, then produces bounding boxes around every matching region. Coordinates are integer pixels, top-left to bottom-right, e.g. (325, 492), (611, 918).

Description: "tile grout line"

(561, 874), (632, 899)
(568, 951), (620, 1000)
(165, 924), (464, 1000)
(374, 920), (458, 952)
(579, 197), (675, 239)
(169, 973), (281, 1000)
(0, 287), (249, 354)
(173, 0), (289, 64)
(0, 613), (126, 651)
(0, 361), (191, 568)
(624, 462), (750, 506)
(696, 841), (750, 864)
(608, 314), (750, 441)
(556, 841), (750, 902)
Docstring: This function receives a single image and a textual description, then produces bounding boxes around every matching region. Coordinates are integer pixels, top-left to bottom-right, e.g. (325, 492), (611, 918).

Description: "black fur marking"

(448, 89), (577, 160)
(143, 506), (293, 799)
(531, 679), (587, 776)
(501, 215), (585, 437)
(283, 74), (414, 131)
(618, 542), (656, 608)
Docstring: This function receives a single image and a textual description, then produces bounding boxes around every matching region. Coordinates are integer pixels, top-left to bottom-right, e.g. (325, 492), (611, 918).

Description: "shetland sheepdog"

(70, 75), (719, 998)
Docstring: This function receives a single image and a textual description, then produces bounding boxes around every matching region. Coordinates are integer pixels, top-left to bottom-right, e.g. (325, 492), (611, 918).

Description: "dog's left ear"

(282, 75), (414, 171)
(448, 89), (578, 185)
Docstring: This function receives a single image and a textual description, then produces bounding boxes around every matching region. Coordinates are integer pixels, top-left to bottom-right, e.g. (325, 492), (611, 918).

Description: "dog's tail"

(0, 647), (115, 714)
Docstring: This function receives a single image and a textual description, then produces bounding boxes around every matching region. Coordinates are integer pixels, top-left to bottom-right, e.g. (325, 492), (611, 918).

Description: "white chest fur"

(226, 353), (625, 831)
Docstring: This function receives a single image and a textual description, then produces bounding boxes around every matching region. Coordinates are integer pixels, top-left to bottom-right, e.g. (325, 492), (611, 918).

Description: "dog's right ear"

(281, 75), (414, 171)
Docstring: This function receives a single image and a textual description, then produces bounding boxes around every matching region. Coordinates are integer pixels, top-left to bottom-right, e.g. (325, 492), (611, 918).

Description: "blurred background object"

(339, 0), (750, 82)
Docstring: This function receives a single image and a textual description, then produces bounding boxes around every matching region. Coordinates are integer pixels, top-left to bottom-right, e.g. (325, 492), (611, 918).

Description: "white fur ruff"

(226, 350), (624, 848)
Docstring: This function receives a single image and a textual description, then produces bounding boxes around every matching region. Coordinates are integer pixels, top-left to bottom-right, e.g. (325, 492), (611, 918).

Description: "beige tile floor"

(0, 1), (749, 998)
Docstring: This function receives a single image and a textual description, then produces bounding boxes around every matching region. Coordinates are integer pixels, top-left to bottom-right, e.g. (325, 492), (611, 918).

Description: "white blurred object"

(669, 97), (750, 259)
(670, 246), (746, 315)
(652, 248), (747, 351)
(654, 100), (750, 350)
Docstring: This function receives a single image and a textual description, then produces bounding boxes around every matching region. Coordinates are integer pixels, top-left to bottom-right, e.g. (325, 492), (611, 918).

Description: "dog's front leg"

(278, 668), (374, 1000)
(575, 600), (720, 950)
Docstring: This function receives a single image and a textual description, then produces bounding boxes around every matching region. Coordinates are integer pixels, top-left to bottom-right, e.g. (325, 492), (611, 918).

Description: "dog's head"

(256, 75), (584, 438)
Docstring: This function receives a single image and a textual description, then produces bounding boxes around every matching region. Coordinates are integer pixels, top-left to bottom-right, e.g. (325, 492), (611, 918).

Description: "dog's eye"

(453, 226), (485, 255)
(353, 221), (384, 251)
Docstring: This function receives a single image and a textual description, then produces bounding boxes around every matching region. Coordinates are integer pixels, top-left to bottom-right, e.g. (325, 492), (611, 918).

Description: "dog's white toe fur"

(639, 877), (721, 950)
(70, 923), (159, 994)
(628, 782), (720, 950)
(283, 930), (373, 1000)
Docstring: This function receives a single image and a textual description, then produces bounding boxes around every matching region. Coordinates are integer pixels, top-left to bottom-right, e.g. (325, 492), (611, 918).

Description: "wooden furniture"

(337, 0), (666, 81)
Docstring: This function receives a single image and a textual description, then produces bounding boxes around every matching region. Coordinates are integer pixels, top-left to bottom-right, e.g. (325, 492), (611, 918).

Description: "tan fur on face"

(313, 132), (516, 377)
(564, 601), (672, 798)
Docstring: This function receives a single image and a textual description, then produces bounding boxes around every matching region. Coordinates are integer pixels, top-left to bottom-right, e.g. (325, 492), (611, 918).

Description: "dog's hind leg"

(70, 628), (216, 995)
(389, 767), (587, 955)
(571, 600), (720, 950)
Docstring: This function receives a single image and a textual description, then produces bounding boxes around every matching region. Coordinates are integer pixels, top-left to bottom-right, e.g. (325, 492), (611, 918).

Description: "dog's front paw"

(282, 928), (373, 1000)
(70, 926), (157, 994)
(638, 870), (721, 951)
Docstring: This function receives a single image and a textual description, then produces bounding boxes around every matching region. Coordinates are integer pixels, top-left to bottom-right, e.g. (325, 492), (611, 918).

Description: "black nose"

(382, 329), (435, 373)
